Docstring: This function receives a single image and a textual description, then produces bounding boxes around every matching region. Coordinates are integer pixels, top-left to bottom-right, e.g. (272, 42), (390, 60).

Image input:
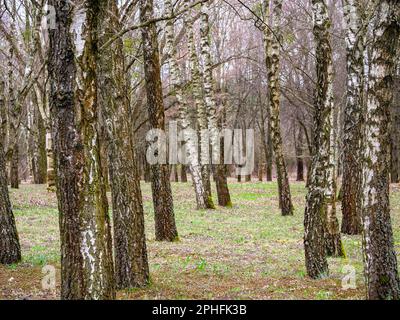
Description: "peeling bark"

(361, 0), (400, 300)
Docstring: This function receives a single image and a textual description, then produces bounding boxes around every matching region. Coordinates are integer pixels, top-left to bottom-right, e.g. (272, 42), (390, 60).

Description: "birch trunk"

(304, 0), (336, 278)
(165, 0), (208, 210)
(190, 5), (214, 209)
(341, 0), (365, 235)
(99, 0), (149, 289)
(361, 0), (400, 300)
(263, 0), (293, 215)
(140, 0), (178, 241)
(200, 2), (231, 207)
(48, 0), (115, 299)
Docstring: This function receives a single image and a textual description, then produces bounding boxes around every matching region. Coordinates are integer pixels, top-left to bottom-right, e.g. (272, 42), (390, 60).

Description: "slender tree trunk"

(140, 0), (178, 241)
(0, 77), (21, 265)
(8, 33), (19, 189)
(165, 0), (208, 209)
(187, 7), (215, 209)
(46, 130), (55, 191)
(263, 0), (293, 215)
(341, 0), (364, 235)
(48, 0), (115, 299)
(391, 75), (400, 183)
(295, 127), (305, 181)
(361, 0), (400, 300)
(99, 0), (149, 289)
(200, 2), (231, 207)
(304, 0), (337, 278)
(214, 102), (232, 207)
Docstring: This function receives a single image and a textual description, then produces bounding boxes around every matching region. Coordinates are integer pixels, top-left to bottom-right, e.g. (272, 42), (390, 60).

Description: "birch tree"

(263, 0), (294, 215)
(186, 7), (215, 209)
(341, 0), (365, 235)
(304, 0), (339, 278)
(361, 0), (400, 300)
(200, 1), (231, 207)
(140, 0), (178, 241)
(48, 0), (115, 299)
(99, 0), (149, 288)
(165, 0), (208, 210)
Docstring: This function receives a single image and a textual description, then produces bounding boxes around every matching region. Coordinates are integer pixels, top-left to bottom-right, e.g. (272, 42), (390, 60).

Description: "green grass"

(1, 180), (399, 300)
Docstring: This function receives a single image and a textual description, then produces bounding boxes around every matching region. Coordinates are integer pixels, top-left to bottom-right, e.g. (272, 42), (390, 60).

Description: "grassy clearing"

(1, 180), (399, 300)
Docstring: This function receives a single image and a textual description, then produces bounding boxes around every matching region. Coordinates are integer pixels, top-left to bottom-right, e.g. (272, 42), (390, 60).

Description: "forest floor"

(1, 180), (400, 300)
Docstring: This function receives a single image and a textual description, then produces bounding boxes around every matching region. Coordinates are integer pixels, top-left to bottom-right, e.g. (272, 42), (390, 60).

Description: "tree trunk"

(165, 0), (208, 209)
(32, 99), (47, 184)
(341, 0), (364, 235)
(187, 6), (215, 209)
(391, 75), (400, 183)
(263, 0), (293, 215)
(140, 0), (178, 241)
(304, 0), (336, 278)
(295, 127), (305, 181)
(8, 37), (19, 189)
(180, 165), (188, 182)
(361, 0), (400, 300)
(0, 76), (21, 265)
(200, 3), (231, 208)
(48, 0), (115, 299)
(99, 0), (149, 289)
(46, 131), (56, 191)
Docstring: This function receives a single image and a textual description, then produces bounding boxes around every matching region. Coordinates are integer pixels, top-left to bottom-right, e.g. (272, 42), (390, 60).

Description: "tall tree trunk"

(200, 2), (231, 207)
(48, 0), (115, 299)
(187, 8), (215, 209)
(263, 0), (293, 215)
(304, 0), (336, 279)
(0, 77), (21, 265)
(361, 0), (400, 300)
(341, 0), (365, 235)
(165, 0), (208, 210)
(8, 26), (19, 189)
(391, 74), (400, 183)
(99, 0), (149, 289)
(140, 0), (178, 241)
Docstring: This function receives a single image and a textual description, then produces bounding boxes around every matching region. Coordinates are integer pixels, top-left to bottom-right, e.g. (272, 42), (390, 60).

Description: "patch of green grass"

(3, 181), (400, 300)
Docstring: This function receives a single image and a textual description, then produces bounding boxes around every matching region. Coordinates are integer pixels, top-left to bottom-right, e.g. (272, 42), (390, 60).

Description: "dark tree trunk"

(48, 0), (115, 300)
(32, 101), (47, 184)
(361, 0), (400, 300)
(295, 128), (305, 181)
(140, 0), (178, 241)
(391, 75), (400, 183)
(99, 0), (149, 289)
(0, 78), (21, 265)
(180, 165), (188, 182)
(9, 146), (19, 189)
